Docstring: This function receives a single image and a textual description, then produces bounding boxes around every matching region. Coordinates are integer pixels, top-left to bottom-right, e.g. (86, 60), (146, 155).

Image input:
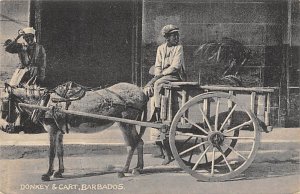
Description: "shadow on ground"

(48, 156), (299, 182)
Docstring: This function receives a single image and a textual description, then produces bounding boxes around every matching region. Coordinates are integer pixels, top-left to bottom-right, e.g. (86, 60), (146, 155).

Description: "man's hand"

(143, 85), (154, 97)
(15, 34), (24, 41)
(144, 74), (164, 97)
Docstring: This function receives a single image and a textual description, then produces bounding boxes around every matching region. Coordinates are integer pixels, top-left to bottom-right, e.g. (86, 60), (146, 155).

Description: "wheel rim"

(169, 92), (260, 182)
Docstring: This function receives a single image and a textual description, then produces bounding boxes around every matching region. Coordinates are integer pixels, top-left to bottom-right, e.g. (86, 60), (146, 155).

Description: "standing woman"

(4, 27), (46, 87)
(3, 27), (47, 132)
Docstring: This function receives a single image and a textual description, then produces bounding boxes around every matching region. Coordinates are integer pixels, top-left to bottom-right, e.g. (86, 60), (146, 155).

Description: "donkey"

(3, 82), (148, 181)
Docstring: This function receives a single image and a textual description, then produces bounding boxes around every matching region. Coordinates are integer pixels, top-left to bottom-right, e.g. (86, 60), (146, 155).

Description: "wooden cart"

(19, 82), (275, 182)
(160, 82), (274, 181)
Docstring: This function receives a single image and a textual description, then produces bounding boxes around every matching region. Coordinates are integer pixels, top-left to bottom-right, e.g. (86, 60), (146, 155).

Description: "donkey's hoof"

(162, 158), (172, 165)
(41, 174), (50, 181)
(117, 172), (125, 178)
(132, 168), (141, 175)
(53, 171), (63, 178)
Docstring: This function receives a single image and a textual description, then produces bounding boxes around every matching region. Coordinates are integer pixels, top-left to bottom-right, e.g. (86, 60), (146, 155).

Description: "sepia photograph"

(0, 0), (299, 193)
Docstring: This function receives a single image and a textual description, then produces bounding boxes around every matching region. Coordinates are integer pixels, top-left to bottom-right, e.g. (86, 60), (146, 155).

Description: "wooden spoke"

(224, 120), (253, 134)
(169, 92), (260, 181)
(198, 105), (213, 132)
(202, 139), (209, 163)
(179, 141), (208, 156)
(192, 144), (212, 170)
(218, 147), (233, 172)
(188, 138), (199, 163)
(218, 104), (237, 132)
(177, 136), (193, 154)
(183, 117), (208, 135)
(215, 98), (220, 131)
(225, 136), (255, 140)
(211, 147), (216, 176)
(176, 131), (208, 139)
(223, 143), (247, 161)
(181, 136), (193, 145)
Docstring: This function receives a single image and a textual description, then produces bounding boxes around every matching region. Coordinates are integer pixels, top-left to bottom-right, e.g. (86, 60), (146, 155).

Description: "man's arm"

(4, 35), (23, 53)
(154, 46), (163, 76)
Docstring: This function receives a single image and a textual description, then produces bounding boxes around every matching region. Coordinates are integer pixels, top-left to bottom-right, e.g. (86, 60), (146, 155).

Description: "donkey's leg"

(122, 123), (145, 176)
(41, 122), (57, 181)
(132, 138), (144, 175)
(53, 131), (64, 178)
(117, 122), (138, 178)
(134, 111), (147, 173)
(136, 112), (147, 171)
(133, 125), (145, 173)
(136, 138), (144, 169)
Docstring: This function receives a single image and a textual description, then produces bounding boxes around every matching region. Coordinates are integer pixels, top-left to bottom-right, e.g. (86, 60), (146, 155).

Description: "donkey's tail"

(138, 104), (148, 140)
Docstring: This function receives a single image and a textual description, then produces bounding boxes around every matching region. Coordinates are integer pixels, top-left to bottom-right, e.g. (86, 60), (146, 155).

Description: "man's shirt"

(154, 42), (186, 80)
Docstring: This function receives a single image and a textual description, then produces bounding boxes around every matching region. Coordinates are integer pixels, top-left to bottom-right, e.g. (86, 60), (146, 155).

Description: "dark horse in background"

(2, 82), (148, 181)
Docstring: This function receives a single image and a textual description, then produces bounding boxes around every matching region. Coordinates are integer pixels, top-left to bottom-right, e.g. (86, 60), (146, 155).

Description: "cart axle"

(208, 131), (225, 147)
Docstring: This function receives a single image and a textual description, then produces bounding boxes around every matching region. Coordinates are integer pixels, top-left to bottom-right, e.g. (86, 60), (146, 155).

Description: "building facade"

(0, 0), (299, 127)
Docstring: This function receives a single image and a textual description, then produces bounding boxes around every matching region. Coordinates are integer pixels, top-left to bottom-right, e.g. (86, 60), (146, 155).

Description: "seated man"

(149, 24), (186, 118)
(145, 24), (186, 164)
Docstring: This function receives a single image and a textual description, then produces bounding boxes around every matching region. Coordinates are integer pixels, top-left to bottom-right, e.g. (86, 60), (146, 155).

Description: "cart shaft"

(18, 103), (165, 129)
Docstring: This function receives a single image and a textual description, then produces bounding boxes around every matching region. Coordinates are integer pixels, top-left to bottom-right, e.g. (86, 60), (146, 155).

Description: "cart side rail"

(163, 82), (277, 132)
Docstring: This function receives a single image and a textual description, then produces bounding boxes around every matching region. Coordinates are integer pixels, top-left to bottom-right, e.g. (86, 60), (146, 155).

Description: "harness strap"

(65, 101), (71, 134)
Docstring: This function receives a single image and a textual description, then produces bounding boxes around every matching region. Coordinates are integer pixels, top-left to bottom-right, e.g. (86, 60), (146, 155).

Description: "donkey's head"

(4, 83), (44, 103)
(2, 83), (47, 118)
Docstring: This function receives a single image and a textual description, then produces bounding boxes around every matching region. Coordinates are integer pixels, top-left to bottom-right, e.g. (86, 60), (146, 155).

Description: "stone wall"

(141, 0), (299, 127)
(0, 0), (298, 127)
(286, 0), (300, 127)
(142, 0), (285, 85)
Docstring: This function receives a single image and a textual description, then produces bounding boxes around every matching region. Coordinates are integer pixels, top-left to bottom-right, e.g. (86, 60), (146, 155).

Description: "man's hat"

(22, 27), (36, 35)
(161, 24), (179, 36)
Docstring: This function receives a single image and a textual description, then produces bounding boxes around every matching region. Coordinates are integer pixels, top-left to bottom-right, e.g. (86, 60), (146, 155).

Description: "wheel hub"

(208, 131), (225, 147)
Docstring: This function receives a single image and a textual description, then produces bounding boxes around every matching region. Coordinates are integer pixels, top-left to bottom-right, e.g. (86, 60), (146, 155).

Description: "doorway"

(31, 1), (141, 88)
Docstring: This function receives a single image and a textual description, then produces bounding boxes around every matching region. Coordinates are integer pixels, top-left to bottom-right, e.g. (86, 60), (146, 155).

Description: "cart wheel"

(169, 92), (260, 181)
